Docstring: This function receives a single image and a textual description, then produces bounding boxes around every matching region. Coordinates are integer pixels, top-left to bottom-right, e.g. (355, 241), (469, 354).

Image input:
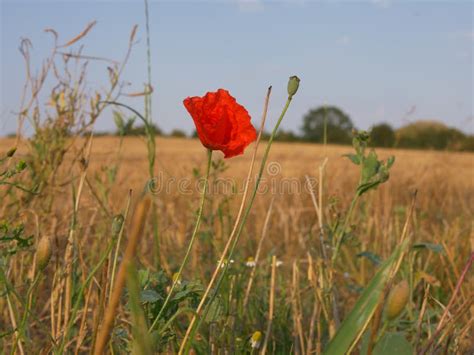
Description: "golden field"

(1, 135), (473, 353)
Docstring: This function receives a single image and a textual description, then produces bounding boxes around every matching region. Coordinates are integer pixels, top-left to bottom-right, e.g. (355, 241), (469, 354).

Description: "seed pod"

(385, 280), (409, 320)
(287, 75), (300, 98)
(36, 236), (52, 271)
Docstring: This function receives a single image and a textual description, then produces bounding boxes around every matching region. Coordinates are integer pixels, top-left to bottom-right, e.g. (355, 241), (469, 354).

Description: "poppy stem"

(148, 148), (213, 333)
(180, 95), (294, 354)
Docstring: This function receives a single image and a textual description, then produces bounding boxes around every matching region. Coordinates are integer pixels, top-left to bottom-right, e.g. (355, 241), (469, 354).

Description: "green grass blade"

(324, 238), (410, 355)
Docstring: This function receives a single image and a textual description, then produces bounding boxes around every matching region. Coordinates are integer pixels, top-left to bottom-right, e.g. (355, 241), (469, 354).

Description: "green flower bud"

(287, 75), (300, 98)
(16, 160), (27, 172)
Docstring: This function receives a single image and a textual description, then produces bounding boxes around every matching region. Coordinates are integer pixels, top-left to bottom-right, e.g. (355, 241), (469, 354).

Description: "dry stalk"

(74, 281), (94, 355)
(420, 252), (474, 355)
(261, 255), (277, 354)
(93, 197), (151, 355)
(415, 283), (431, 351)
(62, 133), (94, 334)
(291, 261), (305, 354)
(6, 292), (25, 355)
(243, 197), (275, 308)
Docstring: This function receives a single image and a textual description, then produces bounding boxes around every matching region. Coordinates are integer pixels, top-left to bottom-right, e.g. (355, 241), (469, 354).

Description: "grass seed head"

(385, 279), (409, 321)
(36, 236), (52, 271)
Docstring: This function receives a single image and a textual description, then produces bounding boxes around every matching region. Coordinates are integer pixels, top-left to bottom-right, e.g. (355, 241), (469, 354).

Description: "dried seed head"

(6, 147), (16, 157)
(385, 280), (409, 320)
(36, 236), (52, 271)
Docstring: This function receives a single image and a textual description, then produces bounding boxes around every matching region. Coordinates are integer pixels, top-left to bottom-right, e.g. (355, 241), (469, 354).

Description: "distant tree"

(121, 123), (162, 136)
(370, 123), (395, 147)
(460, 135), (474, 151)
(275, 129), (300, 142)
(301, 106), (354, 144)
(113, 110), (162, 136)
(169, 129), (187, 138)
(396, 120), (465, 150)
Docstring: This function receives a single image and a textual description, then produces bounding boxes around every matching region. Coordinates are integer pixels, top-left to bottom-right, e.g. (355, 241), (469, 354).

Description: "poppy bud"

(385, 280), (409, 320)
(6, 147), (16, 157)
(36, 236), (52, 271)
(287, 75), (300, 98)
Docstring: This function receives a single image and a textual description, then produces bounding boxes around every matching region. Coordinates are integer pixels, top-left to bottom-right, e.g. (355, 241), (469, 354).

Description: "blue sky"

(1, 0), (473, 136)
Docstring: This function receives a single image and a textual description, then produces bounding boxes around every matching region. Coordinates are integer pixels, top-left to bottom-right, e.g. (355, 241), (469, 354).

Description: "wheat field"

(1, 135), (473, 354)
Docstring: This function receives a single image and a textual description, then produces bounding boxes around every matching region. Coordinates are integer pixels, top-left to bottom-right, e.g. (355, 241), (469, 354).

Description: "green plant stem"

(331, 192), (360, 266)
(182, 96), (293, 354)
(11, 272), (41, 354)
(149, 149), (213, 333)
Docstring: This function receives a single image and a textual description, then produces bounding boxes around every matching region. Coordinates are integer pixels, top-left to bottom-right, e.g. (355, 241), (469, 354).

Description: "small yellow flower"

(172, 272), (182, 285)
(250, 330), (262, 349)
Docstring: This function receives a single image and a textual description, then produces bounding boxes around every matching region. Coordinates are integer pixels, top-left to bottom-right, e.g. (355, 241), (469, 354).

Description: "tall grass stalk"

(93, 197), (151, 355)
(143, 0), (161, 267)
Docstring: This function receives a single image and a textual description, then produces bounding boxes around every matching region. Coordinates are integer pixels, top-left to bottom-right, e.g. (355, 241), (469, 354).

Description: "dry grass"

(1, 136), (473, 353)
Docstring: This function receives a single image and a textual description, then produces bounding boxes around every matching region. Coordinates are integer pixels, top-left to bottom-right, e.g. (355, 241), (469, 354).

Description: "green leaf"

(343, 153), (361, 165)
(357, 181), (381, 196)
(140, 289), (161, 304)
(373, 332), (413, 355)
(361, 150), (380, 184)
(360, 332), (413, 355)
(324, 238), (410, 355)
(413, 242), (445, 254)
(386, 156), (395, 169)
(204, 297), (224, 323)
(357, 251), (382, 266)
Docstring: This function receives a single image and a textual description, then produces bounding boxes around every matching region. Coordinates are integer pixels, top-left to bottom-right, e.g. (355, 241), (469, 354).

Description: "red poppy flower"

(183, 89), (257, 158)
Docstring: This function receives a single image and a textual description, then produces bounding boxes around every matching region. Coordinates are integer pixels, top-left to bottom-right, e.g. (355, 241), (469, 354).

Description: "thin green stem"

(149, 149), (213, 333)
(12, 272), (42, 354)
(331, 193), (360, 266)
(182, 97), (293, 353)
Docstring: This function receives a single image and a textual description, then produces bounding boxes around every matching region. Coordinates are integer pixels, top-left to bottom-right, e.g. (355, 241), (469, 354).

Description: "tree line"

(110, 106), (474, 152)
